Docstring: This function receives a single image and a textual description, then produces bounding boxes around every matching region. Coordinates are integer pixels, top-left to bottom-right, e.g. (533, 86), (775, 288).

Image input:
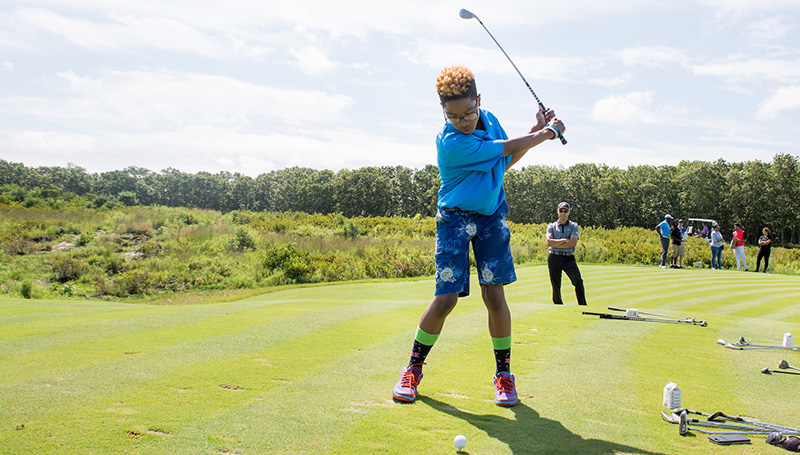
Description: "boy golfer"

(392, 66), (565, 407)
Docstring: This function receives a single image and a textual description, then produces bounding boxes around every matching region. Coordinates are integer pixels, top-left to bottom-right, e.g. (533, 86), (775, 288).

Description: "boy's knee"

(431, 294), (458, 316)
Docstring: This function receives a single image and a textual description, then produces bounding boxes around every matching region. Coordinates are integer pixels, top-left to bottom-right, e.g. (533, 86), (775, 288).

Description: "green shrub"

(20, 280), (33, 299)
(231, 228), (256, 251)
(51, 255), (88, 283)
(262, 243), (313, 283)
(75, 233), (93, 246)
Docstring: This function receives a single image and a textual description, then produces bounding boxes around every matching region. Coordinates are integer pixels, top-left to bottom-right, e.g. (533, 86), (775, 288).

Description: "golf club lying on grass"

(780, 360), (800, 371)
(762, 366), (800, 375)
(661, 411), (779, 433)
(459, 8), (567, 145)
(672, 408), (800, 434)
(608, 307), (704, 324)
(716, 338), (800, 351)
(583, 311), (707, 326)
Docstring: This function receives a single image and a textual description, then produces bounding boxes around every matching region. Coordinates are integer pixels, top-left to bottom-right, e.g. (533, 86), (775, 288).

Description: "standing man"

(655, 215), (673, 268)
(546, 202), (587, 306)
(731, 222), (748, 271)
(391, 66), (565, 407)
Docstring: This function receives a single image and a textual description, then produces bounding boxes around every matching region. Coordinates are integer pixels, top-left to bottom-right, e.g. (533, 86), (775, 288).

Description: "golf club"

(676, 410), (777, 436)
(708, 411), (800, 433)
(724, 343), (799, 351)
(716, 338), (800, 351)
(739, 336), (800, 349)
(661, 411), (775, 432)
(583, 311), (707, 326)
(674, 407), (800, 433)
(780, 360), (800, 372)
(459, 8), (567, 145)
(762, 367), (800, 375)
(608, 306), (699, 322)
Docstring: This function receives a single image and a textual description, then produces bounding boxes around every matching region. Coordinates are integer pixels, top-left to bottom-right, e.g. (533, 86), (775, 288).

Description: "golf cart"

(687, 218), (716, 239)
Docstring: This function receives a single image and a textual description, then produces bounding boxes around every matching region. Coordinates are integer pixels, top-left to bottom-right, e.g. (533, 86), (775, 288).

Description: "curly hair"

(436, 66), (477, 104)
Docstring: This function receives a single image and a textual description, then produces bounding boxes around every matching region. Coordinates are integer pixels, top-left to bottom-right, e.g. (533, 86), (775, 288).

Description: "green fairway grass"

(2, 264), (798, 454)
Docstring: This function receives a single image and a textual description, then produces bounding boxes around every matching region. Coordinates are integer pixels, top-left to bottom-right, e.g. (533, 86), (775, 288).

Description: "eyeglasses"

(559, 209), (570, 213)
(444, 99), (480, 125)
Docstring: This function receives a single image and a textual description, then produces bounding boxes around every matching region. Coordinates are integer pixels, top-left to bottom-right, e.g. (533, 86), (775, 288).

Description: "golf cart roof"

(687, 218), (716, 225)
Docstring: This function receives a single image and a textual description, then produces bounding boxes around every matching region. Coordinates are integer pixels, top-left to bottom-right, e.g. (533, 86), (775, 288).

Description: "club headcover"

(767, 431), (784, 445)
(783, 436), (800, 452)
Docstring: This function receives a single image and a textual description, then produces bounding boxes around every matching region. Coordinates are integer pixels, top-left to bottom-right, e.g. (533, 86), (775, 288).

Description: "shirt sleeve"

(572, 223), (580, 238)
(546, 223), (554, 239)
(439, 131), (505, 172)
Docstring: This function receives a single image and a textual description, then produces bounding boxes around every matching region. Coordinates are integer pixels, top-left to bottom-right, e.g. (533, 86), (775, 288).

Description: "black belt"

(549, 251), (574, 256)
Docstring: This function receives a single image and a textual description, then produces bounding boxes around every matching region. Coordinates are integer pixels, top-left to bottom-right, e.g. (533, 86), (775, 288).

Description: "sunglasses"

(559, 209), (569, 213)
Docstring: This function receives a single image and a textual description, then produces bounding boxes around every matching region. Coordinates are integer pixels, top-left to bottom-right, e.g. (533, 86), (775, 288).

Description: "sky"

(1, 0), (799, 176)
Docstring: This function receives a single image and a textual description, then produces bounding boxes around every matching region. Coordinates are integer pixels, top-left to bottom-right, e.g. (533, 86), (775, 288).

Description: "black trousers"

(756, 249), (771, 271)
(548, 253), (587, 305)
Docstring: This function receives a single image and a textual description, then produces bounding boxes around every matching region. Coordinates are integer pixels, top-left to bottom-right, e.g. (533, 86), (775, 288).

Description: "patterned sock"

(492, 335), (512, 374)
(409, 327), (439, 367)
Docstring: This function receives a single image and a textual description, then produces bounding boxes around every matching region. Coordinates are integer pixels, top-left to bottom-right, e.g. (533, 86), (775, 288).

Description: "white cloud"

(407, 41), (603, 84)
(0, 69), (353, 128)
(757, 85), (800, 119)
(0, 125), (433, 175)
(290, 46), (337, 77)
(748, 15), (796, 42)
(691, 56), (800, 83)
(592, 92), (651, 124)
(14, 7), (257, 58)
(617, 46), (690, 68)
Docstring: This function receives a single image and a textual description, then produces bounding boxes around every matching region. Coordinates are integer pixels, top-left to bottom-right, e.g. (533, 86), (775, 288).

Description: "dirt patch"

(217, 384), (245, 391)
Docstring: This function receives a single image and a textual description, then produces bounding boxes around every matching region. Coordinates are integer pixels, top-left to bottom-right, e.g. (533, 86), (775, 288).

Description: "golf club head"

(724, 343), (742, 350)
(662, 411), (680, 424)
(739, 336), (748, 345)
(679, 410), (689, 435)
(762, 367), (772, 374)
(459, 8), (476, 19)
(779, 360), (790, 369)
(716, 339), (726, 345)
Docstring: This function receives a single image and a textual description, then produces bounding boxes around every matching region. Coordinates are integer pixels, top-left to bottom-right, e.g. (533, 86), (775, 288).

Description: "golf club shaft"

(726, 344), (800, 350)
(583, 312), (705, 325)
(462, 9), (567, 145)
(710, 412), (800, 432)
(608, 307), (693, 320)
(661, 412), (774, 431)
(676, 408), (800, 433)
(763, 367), (800, 375)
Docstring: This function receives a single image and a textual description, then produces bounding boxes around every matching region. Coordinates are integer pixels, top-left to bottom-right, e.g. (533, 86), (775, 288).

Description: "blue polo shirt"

(657, 220), (671, 238)
(436, 109), (511, 216)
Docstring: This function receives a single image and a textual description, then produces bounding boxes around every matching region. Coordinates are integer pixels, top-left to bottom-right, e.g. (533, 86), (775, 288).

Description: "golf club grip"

(607, 307), (625, 312)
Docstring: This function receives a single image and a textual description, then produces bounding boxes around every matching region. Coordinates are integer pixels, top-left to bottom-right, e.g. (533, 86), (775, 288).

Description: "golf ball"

(454, 434), (467, 450)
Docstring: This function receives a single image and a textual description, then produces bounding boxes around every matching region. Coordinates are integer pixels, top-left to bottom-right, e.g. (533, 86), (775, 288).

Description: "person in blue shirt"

(392, 65), (565, 407)
(655, 214), (673, 268)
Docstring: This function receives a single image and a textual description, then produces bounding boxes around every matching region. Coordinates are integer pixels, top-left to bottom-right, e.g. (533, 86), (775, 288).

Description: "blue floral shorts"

(434, 200), (516, 296)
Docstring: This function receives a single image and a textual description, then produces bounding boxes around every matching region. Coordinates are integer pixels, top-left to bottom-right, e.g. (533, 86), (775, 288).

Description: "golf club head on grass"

(762, 367), (800, 375)
(779, 360), (800, 371)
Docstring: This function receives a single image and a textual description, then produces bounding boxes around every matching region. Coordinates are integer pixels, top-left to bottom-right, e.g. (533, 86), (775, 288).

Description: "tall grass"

(1, 206), (796, 300)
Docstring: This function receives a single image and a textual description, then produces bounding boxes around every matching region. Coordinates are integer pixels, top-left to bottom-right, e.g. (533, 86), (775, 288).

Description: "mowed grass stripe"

(2, 264), (798, 454)
(9, 301), (427, 454)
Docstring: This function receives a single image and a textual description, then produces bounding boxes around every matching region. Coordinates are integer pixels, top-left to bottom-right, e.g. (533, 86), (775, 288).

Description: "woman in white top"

(709, 224), (724, 270)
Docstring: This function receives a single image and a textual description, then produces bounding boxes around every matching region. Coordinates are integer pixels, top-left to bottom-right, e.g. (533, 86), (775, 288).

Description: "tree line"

(2, 154), (799, 246)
